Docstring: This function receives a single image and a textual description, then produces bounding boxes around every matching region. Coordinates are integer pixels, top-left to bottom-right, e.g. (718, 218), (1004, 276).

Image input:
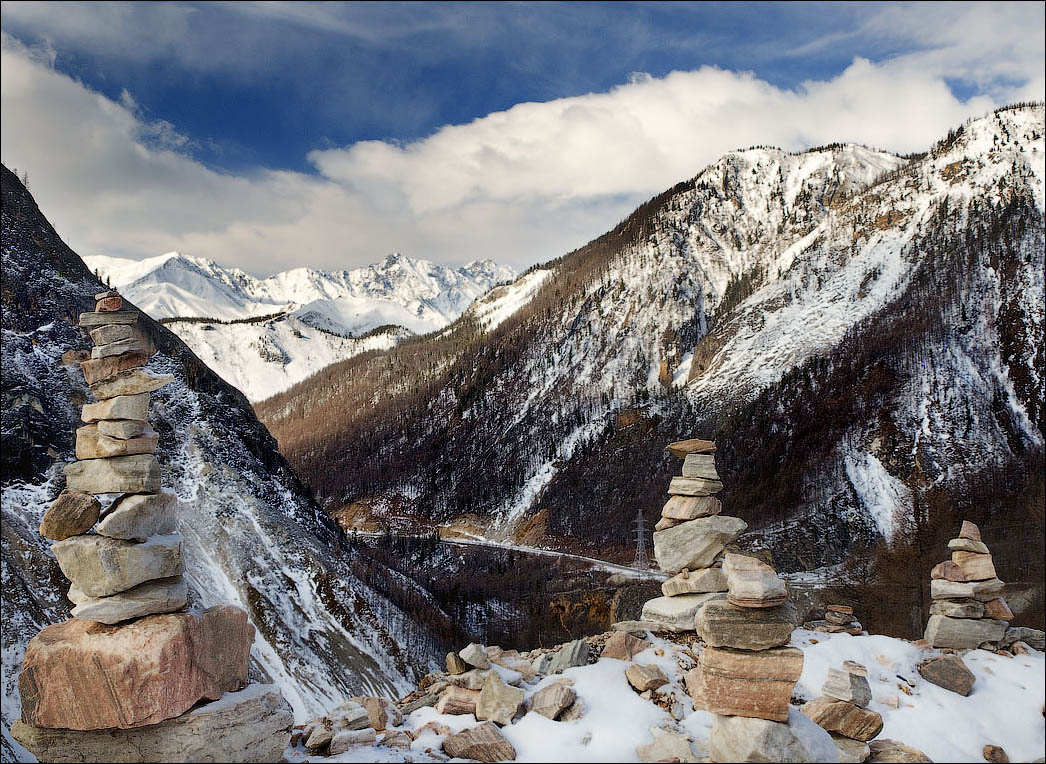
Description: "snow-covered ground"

(286, 630), (1045, 763)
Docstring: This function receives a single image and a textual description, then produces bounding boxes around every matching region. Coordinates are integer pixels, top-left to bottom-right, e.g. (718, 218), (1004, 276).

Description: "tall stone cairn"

(12, 290), (293, 763)
(638, 439), (747, 632)
(924, 520), (1011, 649)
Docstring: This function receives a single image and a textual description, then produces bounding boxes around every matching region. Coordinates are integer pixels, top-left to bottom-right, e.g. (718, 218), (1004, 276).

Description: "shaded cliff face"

(258, 107), (1044, 594)
(0, 164), (449, 756)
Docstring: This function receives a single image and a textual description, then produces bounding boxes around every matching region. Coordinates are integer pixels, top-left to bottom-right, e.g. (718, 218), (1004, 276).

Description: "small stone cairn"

(800, 661), (884, 761)
(638, 438), (748, 632)
(12, 290), (292, 763)
(924, 520), (1011, 649)
(805, 603), (864, 635)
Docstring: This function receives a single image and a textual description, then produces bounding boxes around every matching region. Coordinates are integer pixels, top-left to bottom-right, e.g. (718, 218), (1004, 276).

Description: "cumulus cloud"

(1, 2), (1043, 275)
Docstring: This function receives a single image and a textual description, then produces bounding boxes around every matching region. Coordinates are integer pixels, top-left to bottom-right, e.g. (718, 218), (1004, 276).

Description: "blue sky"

(1, 2), (1043, 274)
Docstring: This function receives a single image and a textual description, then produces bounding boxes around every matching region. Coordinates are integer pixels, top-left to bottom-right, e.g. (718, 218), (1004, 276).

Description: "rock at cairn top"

(666, 438), (717, 459)
(958, 520), (981, 542)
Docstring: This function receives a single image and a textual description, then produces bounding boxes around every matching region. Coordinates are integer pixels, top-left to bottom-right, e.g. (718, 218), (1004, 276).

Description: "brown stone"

(601, 631), (649, 661)
(82, 392), (150, 423)
(655, 516), (684, 531)
(89, 324), (135, 345)
(18, 606), (253, 730)
(529, 681), (576, 720)
(443, 722), (516, 762)
(64, 454), (161, 494)
(81, 351), (149, 385)
(959, 520), (981, 542)
(695, 600), (796, 650)
(685, 646), (803, 722)
(435, 686), (480, 715)
(39, 491), (100, 540)
(668, 476), (724, 496)
(75, 424), (157, 459)
(951, 551), (997, 582)
(97, 419), (148, 440)
(983, 744), (1009, 763)
(96, 296), (124, 312)
(625, 663), (668, 692)
(867, 739), (932, 762)
(446, 651), (468, 674)
(930, 560), (964, 581)
(666, 438), (716, 458)
(982, 597), (1013, 620)
(662, 567), (728, 596)
(929, 598), (984, 618)
(61, 349), (91, 365)
(826, 604), (854, 615)
(917, 655), (975, 696)
(662, 495), (722, 520)
(826, 610), (855, 625)
(722, 553), (788, 608)
(801, 697), (883, 741)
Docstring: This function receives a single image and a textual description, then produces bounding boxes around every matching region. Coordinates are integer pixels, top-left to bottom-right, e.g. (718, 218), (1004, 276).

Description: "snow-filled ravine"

(284, 630), (1045, 764)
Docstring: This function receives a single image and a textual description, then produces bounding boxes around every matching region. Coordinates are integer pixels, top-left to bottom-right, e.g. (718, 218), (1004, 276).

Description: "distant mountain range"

(85, 252), (516, 400)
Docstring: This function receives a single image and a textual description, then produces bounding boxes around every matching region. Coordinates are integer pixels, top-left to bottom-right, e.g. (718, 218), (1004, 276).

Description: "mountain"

(0, 165), (465, 757)
(257, 105), (1045, 633)
(84, 252), (515, 400)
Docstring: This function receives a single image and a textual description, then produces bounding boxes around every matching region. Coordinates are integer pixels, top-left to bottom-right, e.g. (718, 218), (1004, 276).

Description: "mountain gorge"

(258, 105), (1045, 633)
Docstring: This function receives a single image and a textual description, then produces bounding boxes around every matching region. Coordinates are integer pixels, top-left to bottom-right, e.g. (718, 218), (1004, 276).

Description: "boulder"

(600, 631), (649, 661)
(917, 655), (975, 696)
(682, 453), (719, 479)
(641, 592), (726, 631)
(349, 696), (402, 731)
(929, 598), (984, 618)
(18, 606), (253, 729)
(79, 310), (139, 327)
(982, 597), (1013, 620)
(530, 681), (576, 720)
(866, 739), (933, 762)
(626, 664), (668, 692)
(723, 553), (788, 607)
(832, 734), (872, 763)
(327, 700), (370, 731)
(460, 642), (491, 669)
(951, 550), (997, 582)
(443, 722), (516, 762)
(948, 538), (990, 554)
(328, 728), (376, 754)
(666, 438), (716, 458)
(447, 651), (469, 674)
(959, 520), (981, 541)
(81, 351), (149, 385)
(546, 639), (590, 673)
(82, 392), (150, 423)
(662, 495), (722, 520)
(695, 600), (796, 650)
(668, 476), (724, 496)
(70, 576), (188, 624)
(801, 697), (883, 741)
(89, 324), (135, 345)
(476, 671), (524, 726)
(95, 490), (178, 541)
(662, 567), (728, 596)
(930, 578), (1005, 602)
(435, 686), (480, 715)
(64, 454), (161, 494)
(686, 646), (803, 722)
(448, 668), (489, 690)
(98, 419), (148, 440)
(39, 490), (100, 541)
(11, 684), (292, 764)
(652, 515), (748, 573)
(90, 369), (173, 399)
(637, 728), (701, 763)
(708, 708), (839, 763)
(822, 665), (872, 707)
(75, 424), (157, 459)
(51, 533), (183, 598)
(924, 614), (1007, 649)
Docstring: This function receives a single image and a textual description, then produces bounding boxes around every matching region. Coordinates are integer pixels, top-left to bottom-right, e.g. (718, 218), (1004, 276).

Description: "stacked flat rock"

(924, 520), (1010, 649)
(805, 604), (863, 635)
(801, 661), (883, 759)
(640, 439), (747, 632)
(14, 291), (291, 763)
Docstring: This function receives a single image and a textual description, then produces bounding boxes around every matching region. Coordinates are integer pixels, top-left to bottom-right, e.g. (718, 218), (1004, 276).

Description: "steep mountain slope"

(258, 106), (1044, 626)
(85, 252), (514, 400)
(0, 165), (454, 756)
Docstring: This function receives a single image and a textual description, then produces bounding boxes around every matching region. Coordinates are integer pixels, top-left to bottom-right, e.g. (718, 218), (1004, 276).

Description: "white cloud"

(1, 4), (1043, 276)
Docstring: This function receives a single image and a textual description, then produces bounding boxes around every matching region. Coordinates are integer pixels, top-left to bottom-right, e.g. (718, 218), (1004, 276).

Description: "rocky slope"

(258, 105), (1045, 619)
(0, 165), (452, 757)
(85, 252), (515, 401)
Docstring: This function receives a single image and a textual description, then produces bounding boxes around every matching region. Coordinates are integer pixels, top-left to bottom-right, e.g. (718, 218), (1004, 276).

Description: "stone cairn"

(804, 603), (864, 635)
(12, 290), (293, 763)
(924, 520), (1011, 649)
(638, 438), (748, 632)
(800, 661), (884, 761)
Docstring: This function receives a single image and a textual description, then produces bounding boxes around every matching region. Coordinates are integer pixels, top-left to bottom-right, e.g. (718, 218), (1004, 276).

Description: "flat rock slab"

(653, 515), (747, 573)
(546, 639), (590, 673)
(435, 686), (480, 715)
(1002, 626), (1045, 651)
(70, 576), (188, 624)
(948, 537), (989, 554)
(642, 592), (726, 632)
(18, 606), (254, 730)
(695, 600), (796, 650)
(687, 646), (803, 722)
(90, 369), (173, 399)
(96, 490), (178, 541)
(708, 708), (838, 763)
(929, 598), (984, 618)
(924, 614), (1007, 649)
(12, 683), (292, 764)
(81, 351), (149, 385)
(89, 324), (135, 345)
(668, 476), (724, 496)
(723, 552), (788, 607)
(443, 722), (517, 762)
(82, 392), (150, 423)
(98, 419), (148, 439)
(681, 453), (719, 479)
(930, 578), (1004, 602)
(867, 738), (933, 762)
(662, 495), (721, 520)
(39, 491), (100, 541)
(662, 567), (728, 596)
(666, 438), (716, 458)
(951, 550), (997, 582)
(75, 424), (157, 459)
(917, 655), (975, 696)
(79, 310), (139, 327)
(64, 454), (161, 494)
(92, 337), (148, 359)
(51, 533), (183, 598)
(801, 697), (883, 741)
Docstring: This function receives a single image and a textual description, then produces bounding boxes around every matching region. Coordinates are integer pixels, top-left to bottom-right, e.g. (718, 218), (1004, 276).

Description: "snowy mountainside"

(85, 252), (515, 400)
(0, 164), (455, 759)
(259, 105), (1045, 601)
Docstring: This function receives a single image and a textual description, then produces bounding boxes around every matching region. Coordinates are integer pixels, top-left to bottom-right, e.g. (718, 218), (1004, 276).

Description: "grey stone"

(662, 567), (728, 596)
(328, 700), (371, 731)
(448, 668), (490, 690)
(98, 419), (148, 439)
(924, 614), (1007, 649)
(929, 598), (984, 618)
(75, 425), (157, 460)
(90, 369), (173, 399)
(695, 599), (797, 650)
(930, 578), (1005, 602)
(708, 709), (840, 763)
(822, 666), (872, 707)
(530, 681), (576, 720)
(89, 324), (135, 345)
(92, 338), (148, 359)
(947, 538), (989, 554)
(70, 576), (187, 624)
(460, 642), (491, 669)
(832, 734), (871, 763)
(79, 310), (139, 327)
(641, 592), (727, 632)
(443, 722), (516, 762)
(64, 454), (161, 494)
(328, 727), (376, 754)
(399, 693), (439, 714)
(11, 683), (292, 763)
(866, 739), (933, 762)
(305, 723), (333, 749)
(681, 453), (719, 480)
(626, 663), (669, 691)
(546, 639), (590, 673)
(476, 671), (524, 726)
(1001, 626), (1045, 651)
(917, 655), (975, 696)
(723, 553), (788, 607)
(51, 533), (183, 598)
(637, 728), (701, 763)
(662, 495), (722, 520)
(612, 620), (658, 634)
(82, 393), (150, 423)
(668, 476), (724, 496)
(447, 651), (468, 674)
(96, 491), (178, 542)
(559, 698), (585, 721)
(652, 515), (748, 573)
